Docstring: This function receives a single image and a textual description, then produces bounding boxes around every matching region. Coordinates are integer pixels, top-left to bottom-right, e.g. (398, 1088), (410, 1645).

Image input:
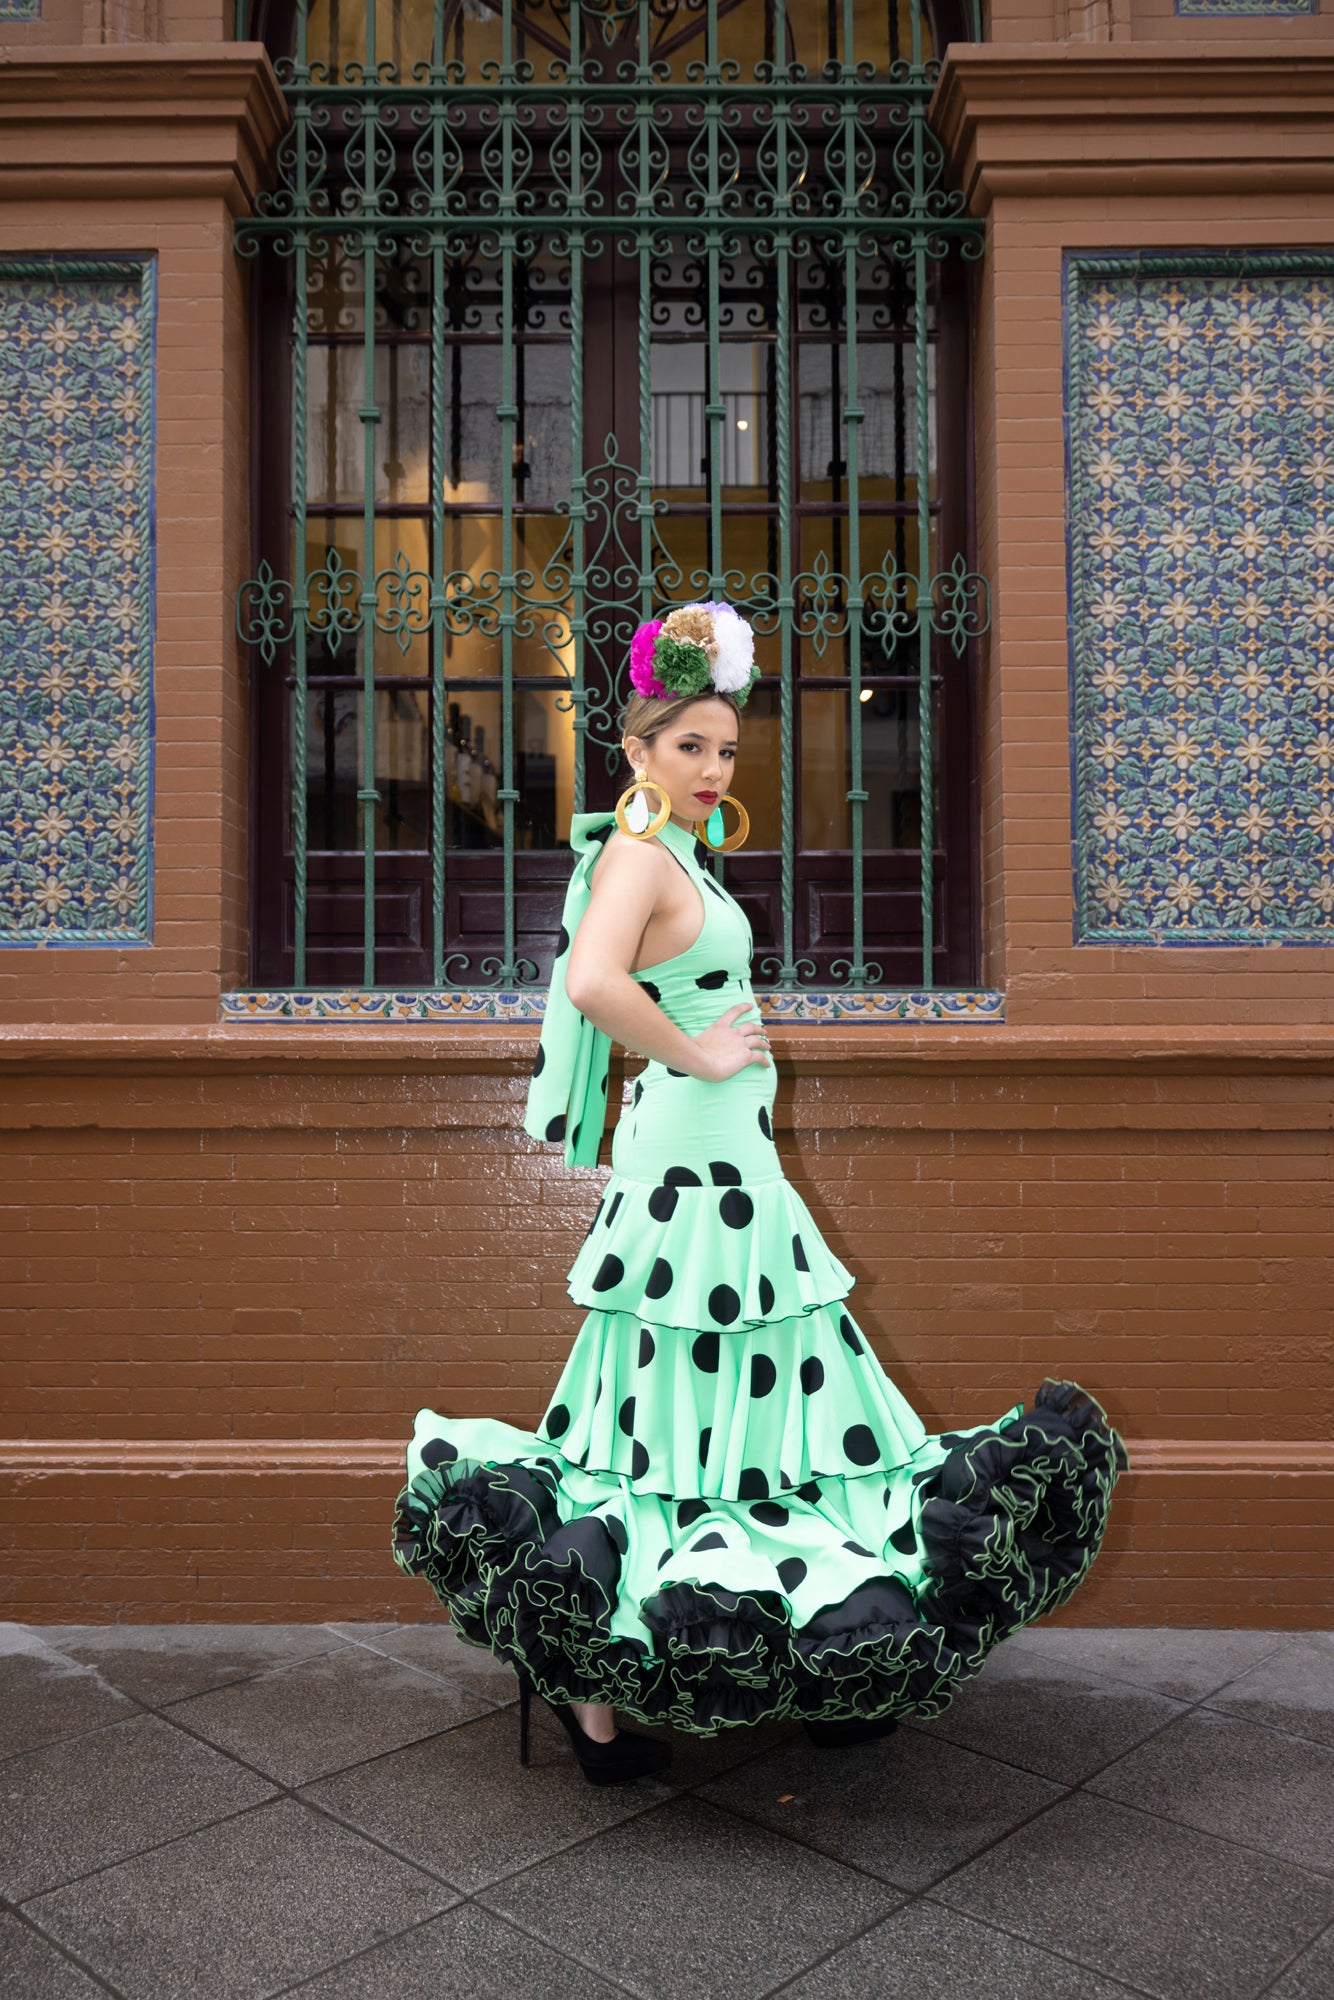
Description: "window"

(239, 0), (985, 990)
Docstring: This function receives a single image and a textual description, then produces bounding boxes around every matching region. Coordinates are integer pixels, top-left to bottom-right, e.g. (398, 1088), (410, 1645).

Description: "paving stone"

(0, 1711), (274, 1901)
(772, 1899), (1145, 2000)
(1004, 1624), (1292, 1701)
(479, 1795), (902, 2000)
(938, 1791), (1334, 2000)
(0, 1628), (137, 1761)
(346, 1620), (523, 1702)
(302, 1704), (671, 1893)
(1204, 1640), (1334, 1750)
(1265, 1922), (1334, 2000)
(911, 1644), (1185, 1784)
(38, 1623), (345, 1708)
(166, 1642), (493, 1787)
(1089, 1708), (1334, 1875)
(0, 1912), (107, 1998)
(293, 1900), (627, 1999)
(27, 1798), (455, 2000)
(700, 1722), (1062, 1891)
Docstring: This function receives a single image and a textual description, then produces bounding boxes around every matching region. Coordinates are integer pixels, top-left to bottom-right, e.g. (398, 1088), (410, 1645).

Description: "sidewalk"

(1, 1622), (1331, 1999)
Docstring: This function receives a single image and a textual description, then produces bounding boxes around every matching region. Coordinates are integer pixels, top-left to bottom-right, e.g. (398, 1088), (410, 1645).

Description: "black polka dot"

(692, 1531), (728, 1553)
(695, 969), (729, 990)
(698, 1426), (712, 1466)
(792, 1234), (809, 1272)
(545, 1404), (571, 1440)
(938, 1432), (971, 1450)
(750, 1354), (777, 1398)
(639, 979), (661, 1004)
(606, 1191), (623, 1228)
(693, 838), (710, 865)
(592, 1254), (624, 1293)
(843, 1424), (880, 1466)
(889, 1520), (917, 1555)
(531, 1043), (546, 1077)
(677, 1498), (710, 1528)
(692, 1331), (719, 1373)
(587, 822), (613, 844)
(648, 1184), (679, 1223)
(633, 1079), (644, 1106)
(913, 1467), (940, 1487)
(618, 1396), (636, 1436)
(600, 1074), (608, 1094)
(737, 1467), (769, 1501)
(758, 1105), (772, 1139)
(709, 1162), (743, 1185)
(839, 1314), (864, 1356)
(778, 1471), (794, 1490)
(645, 1258), (673, 1298)
(796, 1480), (822, 1503)
(587, 1196), (605, 1235)
(593, 1377), (602, 1405)
(758, 1275), (775, 1314)
(703, 875), (725, 898)
(709, 1283), (741, 1326)
(571, 1123), (581, 1150)
(666, 1068), (687, 1078)
(777, 1557), (807, 1592)
(664, 1166), (702, 1187)
(631, 1440), (650, 1480)
(421, 1437), (457, 1469)
(750, 1501), (789, 1528)
(606, 1515), (628, 1553)
(657, 1548), (672, 1570)
(843, 1540), (873, 1558)
(719, 1189), (753, 1230)
(800, 1357), (825, 1395)
(545, 1114), (566, 1143)
(638, 1327), (655, 1367)
(555, 924), (570, 956)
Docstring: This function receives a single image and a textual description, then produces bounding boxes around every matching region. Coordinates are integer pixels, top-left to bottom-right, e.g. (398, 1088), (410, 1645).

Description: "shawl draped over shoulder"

(521, 811), (620, 1169)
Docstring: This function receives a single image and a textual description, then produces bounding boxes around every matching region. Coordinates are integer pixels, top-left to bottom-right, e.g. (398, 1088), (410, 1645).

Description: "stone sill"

(3, 1021), (1334, 1077)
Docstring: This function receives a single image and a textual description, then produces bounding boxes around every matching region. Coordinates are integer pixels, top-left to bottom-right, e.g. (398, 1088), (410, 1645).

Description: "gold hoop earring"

(693, 793), (750, 852)
(615, 773), (672, 840)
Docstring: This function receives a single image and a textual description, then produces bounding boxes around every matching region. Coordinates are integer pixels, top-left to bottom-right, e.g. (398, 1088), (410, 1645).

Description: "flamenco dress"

(392, 813), (1127, 1734)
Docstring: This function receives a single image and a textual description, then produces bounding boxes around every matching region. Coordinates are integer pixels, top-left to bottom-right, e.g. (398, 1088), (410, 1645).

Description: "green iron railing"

(235, 0), (988, 992)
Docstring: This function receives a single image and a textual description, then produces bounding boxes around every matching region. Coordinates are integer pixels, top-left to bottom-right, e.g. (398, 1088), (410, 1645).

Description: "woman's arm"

(564, 837), (769, 1082)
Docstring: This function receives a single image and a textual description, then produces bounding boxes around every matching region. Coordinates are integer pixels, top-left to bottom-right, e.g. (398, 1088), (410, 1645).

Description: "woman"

(393, 601), (1126, 1786)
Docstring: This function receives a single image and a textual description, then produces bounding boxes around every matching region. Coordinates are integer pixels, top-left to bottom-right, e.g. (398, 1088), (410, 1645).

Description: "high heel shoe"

(803, 1714), (899, 1748)
(517, 1669), (672, 1786)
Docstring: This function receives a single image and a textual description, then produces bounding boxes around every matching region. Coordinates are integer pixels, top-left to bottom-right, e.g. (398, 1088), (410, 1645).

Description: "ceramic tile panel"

(219, 988), (1006, 1024)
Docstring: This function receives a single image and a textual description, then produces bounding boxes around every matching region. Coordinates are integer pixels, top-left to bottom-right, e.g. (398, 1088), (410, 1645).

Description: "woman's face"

(625, 697), (739, 827)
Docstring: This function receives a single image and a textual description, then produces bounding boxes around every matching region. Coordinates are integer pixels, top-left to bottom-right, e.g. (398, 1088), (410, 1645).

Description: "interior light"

(859, 688), (874, 703)
(736, 419), (749, 431)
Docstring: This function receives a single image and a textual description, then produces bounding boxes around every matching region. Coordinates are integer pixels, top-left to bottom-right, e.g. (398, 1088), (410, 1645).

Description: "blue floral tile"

(0, 1), (42, 18)
(0, 260), (155, 946)
(219, 988), (1004, 1025)
(1176, 0), (1313, 14)
(1066, 252), (1334, 946)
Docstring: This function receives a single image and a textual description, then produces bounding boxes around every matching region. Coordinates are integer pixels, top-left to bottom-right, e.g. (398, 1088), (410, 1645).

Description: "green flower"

(653, 637), (713, 697)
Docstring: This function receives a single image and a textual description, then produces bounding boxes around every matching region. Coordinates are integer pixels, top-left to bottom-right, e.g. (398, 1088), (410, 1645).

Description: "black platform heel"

(803, 1715), (899, 1748)
(516, 1668), (671, 1786)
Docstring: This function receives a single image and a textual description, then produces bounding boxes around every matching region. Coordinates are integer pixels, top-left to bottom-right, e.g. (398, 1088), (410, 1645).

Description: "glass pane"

(437, 513), (574, 680)
(799, 341), (935, 500)
(516, 686), (577, 849)
(304, 518), (433, 677)
(302, 685), (431, 851)
(440, 343), (573, 510)
(651, 341), (771, 495)
(801, 687), (923, 851)
(308, 343), (430, 505)
(731, 677), (782, 852)
(305, 242), (429, 338)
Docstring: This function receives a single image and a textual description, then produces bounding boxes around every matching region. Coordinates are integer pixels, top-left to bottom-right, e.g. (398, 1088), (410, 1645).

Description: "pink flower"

(629, 619), (668, 697)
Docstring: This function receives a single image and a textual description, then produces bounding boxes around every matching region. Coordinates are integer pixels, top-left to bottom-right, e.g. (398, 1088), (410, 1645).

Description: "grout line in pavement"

(0, 1898), (128, 1999)
(1253, 1913), (1333, 1999)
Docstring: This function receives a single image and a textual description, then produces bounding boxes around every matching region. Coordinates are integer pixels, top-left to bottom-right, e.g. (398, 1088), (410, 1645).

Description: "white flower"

(708, 602), (755, 693)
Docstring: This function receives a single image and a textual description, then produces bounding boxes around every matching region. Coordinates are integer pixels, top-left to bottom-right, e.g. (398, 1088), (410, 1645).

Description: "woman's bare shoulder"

(590, 828), (675, 885)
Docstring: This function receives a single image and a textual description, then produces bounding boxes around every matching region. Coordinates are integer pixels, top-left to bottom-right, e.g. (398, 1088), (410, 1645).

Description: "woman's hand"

(691, 1003), (771, 1081)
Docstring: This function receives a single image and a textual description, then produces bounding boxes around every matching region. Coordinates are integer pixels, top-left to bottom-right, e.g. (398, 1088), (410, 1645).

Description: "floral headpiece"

(629, 601), (760, 705)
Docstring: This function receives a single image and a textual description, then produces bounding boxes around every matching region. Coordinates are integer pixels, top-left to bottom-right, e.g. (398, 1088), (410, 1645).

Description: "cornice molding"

(0, 44), (288, 212)
(4, 1437), (1330, 1479)
(932, 43), (1334, 209)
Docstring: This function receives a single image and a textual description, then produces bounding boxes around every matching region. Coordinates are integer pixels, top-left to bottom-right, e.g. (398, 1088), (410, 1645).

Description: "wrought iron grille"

(236, 0), (987, 991)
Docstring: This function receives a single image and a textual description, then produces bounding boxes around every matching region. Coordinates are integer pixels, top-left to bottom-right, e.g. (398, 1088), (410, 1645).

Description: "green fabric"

(394, 812), (1127, 1733)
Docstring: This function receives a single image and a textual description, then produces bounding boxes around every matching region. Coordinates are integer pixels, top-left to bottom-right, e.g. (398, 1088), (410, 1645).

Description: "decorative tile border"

(1066, 251), (1334, 946)
(221, 988), (1006, 1025)
(1176, 0), (1314, 14)
(0, 0), (43, 18)
(0, 258), (156, 946)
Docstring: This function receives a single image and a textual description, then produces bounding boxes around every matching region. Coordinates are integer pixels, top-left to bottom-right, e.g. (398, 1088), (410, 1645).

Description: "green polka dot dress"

(393, 813), (1127, 1733)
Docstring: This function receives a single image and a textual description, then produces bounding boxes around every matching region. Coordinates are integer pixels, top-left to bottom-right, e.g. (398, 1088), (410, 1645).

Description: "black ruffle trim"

(391, 1377), (1127, 1734)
